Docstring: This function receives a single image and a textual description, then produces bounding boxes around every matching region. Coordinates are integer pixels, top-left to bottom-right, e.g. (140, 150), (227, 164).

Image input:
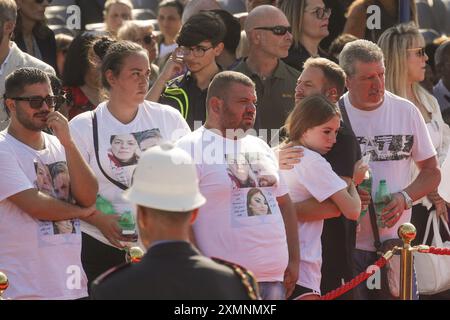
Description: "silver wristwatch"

(400, 190), (413, 209)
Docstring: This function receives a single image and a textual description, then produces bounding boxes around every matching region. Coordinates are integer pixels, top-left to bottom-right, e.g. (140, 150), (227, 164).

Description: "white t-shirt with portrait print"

(342, 91), (437, 251)
(280, 148), (347, 293)
(176, 126), (290, 282)
(69, 100), (190, 247)
(0, 131), (87, 300)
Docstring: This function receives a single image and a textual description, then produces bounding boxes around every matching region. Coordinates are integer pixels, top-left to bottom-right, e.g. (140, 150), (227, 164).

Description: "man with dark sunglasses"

(0, 67), (98, 299)
(0, 0), (55, 131)
(233, 5), (300, 142)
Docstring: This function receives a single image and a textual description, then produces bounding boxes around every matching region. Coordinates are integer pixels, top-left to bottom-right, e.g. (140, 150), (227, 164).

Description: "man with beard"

(278, 57), (363, 299)
(147, 11), (225, 130)
(0, 0), (55, 131)
(176, 71), (299, 300)
(0, 68), (98, 299)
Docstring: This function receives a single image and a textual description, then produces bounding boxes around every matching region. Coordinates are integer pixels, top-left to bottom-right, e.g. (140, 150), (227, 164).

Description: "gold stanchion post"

(125, 246), (145, 264)
(398, 223), (416, 300)
(0, 271), (8, 300)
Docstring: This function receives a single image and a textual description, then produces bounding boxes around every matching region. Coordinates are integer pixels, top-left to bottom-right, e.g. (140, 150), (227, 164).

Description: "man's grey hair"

(0, 0), (17, 25)
(181, 0), (221, 24)
(339, 39), (384, 77)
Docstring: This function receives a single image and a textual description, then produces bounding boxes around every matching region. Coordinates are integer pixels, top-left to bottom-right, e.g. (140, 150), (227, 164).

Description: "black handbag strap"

(368, 200), (382, 251)
(338, 98), (356, 134)
(91, 111), (128, 191)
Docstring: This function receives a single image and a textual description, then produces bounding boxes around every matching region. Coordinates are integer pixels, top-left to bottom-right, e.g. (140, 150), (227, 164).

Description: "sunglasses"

(143, 34), (156, 45)
(8, 95), (59, 109)
(254, 25), (292, 36)
(407, 47), (426, 57)
(35, 0), (53, 4)
(308, 7), (332, 20)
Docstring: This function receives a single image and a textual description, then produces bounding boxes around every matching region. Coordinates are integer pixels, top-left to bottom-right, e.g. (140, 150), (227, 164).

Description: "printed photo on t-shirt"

(246, 188), (272, 216)
(225, 152), (277, 189)
(358, 135), (413, 162)
(33, 160), (79, 243)
(230, 187), (281, 228)
(34, 160), (73, 202)
(107, 129), (162, 168)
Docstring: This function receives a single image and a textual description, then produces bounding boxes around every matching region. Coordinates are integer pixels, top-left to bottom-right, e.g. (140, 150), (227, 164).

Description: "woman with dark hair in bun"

(69, 40), (190, 291)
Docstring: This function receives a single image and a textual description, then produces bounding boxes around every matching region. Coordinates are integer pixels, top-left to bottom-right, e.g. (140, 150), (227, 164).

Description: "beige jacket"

(412, 87), (450, 208)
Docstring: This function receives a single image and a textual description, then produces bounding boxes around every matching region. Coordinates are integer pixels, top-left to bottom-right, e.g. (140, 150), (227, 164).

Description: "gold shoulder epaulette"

(92, 262), (131, 286)
(211, 257), (260, 300)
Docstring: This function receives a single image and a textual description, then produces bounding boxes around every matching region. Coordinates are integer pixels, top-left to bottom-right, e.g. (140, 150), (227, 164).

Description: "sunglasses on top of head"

(253, 25), (292, 36)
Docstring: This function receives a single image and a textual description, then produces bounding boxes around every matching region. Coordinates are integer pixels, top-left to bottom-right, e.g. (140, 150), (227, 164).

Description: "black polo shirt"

(321, 116), (361, 299)
(159, 72), (209, 131)
(233, 59), (300, 136)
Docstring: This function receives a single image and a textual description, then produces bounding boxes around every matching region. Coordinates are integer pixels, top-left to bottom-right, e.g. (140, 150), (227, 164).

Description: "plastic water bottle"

(374, 180), (392, 228)
(358, 169), (372, 219)
(119, 211), (136, 236)
(96, 195), (115, 214)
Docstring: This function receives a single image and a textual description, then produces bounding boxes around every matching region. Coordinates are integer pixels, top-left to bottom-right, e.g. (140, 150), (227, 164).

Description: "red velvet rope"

(319, 246), (450, 300)
(427, 246), (450, 255)
(319, 257), (387, 300)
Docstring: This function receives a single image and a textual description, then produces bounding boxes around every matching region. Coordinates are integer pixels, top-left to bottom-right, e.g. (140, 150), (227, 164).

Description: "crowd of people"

(1, 0), (450, 301)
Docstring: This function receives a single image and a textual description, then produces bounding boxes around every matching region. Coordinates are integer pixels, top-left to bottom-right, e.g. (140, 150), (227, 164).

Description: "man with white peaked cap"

(91, 143), (260, 300)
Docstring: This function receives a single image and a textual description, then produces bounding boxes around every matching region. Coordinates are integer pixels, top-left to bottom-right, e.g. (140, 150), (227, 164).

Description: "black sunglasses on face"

(35, 0), (53, 4)
(143, 34), (156, 45)
(9, 95), (59, 109)
(254, 25), (292, 36)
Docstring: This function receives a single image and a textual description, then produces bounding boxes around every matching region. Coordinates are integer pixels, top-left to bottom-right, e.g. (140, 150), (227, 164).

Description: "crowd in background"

(1, 0), (450, 300)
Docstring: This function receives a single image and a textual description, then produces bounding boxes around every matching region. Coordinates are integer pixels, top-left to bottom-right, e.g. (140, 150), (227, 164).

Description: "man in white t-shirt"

(0, 0), (55, 131)
(339, 40), (440, 299)
(176, 70), (299, 300)
(0, 68), (98, 299)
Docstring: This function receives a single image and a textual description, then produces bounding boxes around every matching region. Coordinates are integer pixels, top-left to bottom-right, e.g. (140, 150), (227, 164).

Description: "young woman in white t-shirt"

(280, 94), (361, 300)
(69, 40), (190, 291)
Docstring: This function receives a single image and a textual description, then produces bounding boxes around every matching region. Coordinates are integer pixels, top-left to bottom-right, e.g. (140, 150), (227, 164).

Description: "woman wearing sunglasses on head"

(68, 40), (191, 292)
(278, 0), (332, 71)
(378, 23), (450, 260)
(117, 21), (160, 87)
(13, 0), (57, 70)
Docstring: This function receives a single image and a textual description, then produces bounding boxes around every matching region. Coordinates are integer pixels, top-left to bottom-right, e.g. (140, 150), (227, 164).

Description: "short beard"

(16, 107), (46, 132)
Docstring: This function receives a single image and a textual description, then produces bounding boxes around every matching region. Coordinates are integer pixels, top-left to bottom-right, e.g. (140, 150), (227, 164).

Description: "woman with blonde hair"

(378, 23), (450, 249)
(117, 21), (159, 86)
(279, 94), (361, 300)
(278, 0), (332, 71)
